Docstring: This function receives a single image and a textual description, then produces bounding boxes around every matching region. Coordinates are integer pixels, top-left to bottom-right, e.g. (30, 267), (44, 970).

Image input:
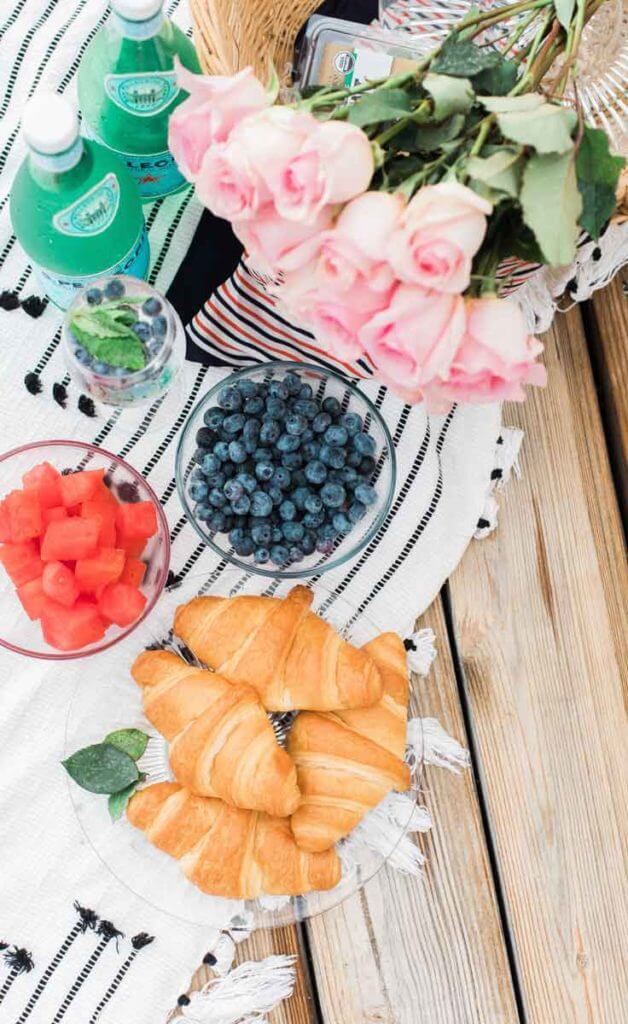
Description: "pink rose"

(423, 297), (547, 410)
(389, 182), (492, 293)
(233, 204), (334, 276)
(359, 284), (466, 402)
(168, 62), (269, 181)
(196, 140), (267, 221)
(289, 281), (388, 364)
(335, 191), (403, 291)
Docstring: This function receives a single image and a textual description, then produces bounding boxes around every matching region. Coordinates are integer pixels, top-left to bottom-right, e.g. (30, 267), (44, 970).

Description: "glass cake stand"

(64, 570), (424, 930)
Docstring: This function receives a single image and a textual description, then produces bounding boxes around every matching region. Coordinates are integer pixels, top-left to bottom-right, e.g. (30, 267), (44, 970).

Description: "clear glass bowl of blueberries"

(175, 362), (397, 577)
(63, 275), (186, 408)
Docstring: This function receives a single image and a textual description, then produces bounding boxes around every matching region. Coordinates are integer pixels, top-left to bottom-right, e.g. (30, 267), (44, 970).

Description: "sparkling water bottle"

(10, 92), (149, 310)
(78, 0), (200, 200)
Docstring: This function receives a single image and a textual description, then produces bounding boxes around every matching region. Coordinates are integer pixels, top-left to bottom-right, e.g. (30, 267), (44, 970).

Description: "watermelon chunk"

(0, 501), (11, 542)
(5, 489), (43, 542)
(0, 541), (44, 586)
(98, 582), (147, 626)
(59, 469), (105, 508)
(81, 500), (116, 547)
(22, 461), (62, 508)
(41, 597), (106, 651)
(119, 557), (146, 588)
(91, 478), (118, 506)
(42, 561), (79, 608)
(42, 506), (68, 528)
(115, 501), (158, 540)
(41, 517), (100, 561)
(75, 547), (125, 593)
(116, 534), (146, 558)
(17, 577), (47, 620)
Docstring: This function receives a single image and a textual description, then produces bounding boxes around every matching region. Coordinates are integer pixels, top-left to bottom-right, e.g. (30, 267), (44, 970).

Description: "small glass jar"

(63, 274), (185, 408)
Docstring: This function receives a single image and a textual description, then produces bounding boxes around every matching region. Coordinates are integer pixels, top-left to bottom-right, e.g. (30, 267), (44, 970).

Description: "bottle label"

(105, 70), (179, 116)
(53, 173), (120, 237)
(81, 121), (187, 199)
(32, 224), (150, 310)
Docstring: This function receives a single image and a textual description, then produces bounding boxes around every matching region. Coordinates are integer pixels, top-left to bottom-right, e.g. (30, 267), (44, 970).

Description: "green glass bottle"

(78, 0), (200, 200)
(10, 92), (149, 310)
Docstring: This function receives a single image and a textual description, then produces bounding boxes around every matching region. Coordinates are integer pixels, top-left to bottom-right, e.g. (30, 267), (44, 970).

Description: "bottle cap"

(110, 0), (163, 20)
(22, 92), (79, 155)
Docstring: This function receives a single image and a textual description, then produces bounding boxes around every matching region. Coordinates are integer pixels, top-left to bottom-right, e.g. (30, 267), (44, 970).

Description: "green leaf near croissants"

(104, 728), (149, 761)
(62, 743), (139, 795)
(520, 151), (582, 265)
(575, 126), (625, 239)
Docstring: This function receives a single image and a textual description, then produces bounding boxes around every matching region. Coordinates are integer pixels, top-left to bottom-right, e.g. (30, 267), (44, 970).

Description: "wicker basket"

(189, 0), (320, 80)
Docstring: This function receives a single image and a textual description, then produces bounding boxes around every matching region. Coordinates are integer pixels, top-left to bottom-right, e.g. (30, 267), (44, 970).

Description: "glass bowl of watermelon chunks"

(0, 441), (170, 659)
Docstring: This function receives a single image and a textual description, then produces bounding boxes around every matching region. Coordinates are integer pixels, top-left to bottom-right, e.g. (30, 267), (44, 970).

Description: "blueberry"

(282, 521), (304, 543)
(325, 425), (349, 448)
(85, 287), (102, 306)
(202, 453), (221, 476)
(74, 346), (91, 364)
(293, 487), (311, 511)
(196, 427), (215, 449)
(251, 522), (272, 545)
(254, 547), (270, 565)
(354, 483), (377, 506)
(292, 469), (307, 488)
(206, 471), (226, 489)
(281, 451), (303, 470)
(230, 440), (249, 464)
(196, 503), (212, 521)
(271, 525), (283, 543)
(142, 297), (162, 316)
(191, 467), (205, 483)
(222, 514), (234, 532)
(284, 371), (301, 394)
(302, 531), (316, 555)
(266, 397), (286, 419)
(238, 380), (259, 397)
(232, 494), (251, 515)
(235, 537), (255, 557)
(293, 399), (318, 420)
(213, 441), (230, 462)
(270, 544), (290, 565)
(113, 366), (128, 377)
(236, 472), (257, 494)
(305, 460), (327, 485)
(276, 433), (300, 453)
(259, 419), (281, 445)
(285, 413), (307, 436)
(279, 500), (296, 522)
(243, 417), (260, 440)
(341, 411), (363, 435)
(148, 313), (166, 338)
(333, 511), (352, 533)
(298, 383), (313, 399)
(348, 500), (367, 523)
(322, 396), (341, 417)
(204, 407), (225, 431)
(218, 386), (243, 412)
(301, 442), (319, 462)
(359, 455), (377, 477)
(224, 479), (244, 502)
(208, 511), (225, 532)
(193, 448), (206, 465)
(147, 338), (162, 358)
(132, 320), (152, 342)
(320, 444), (345, 469)
(304, 493), (323, 515)
(316, 537), (335, 554)
(209, 487), (228, 508)
(268, 380), (288, 400)
(189, 480), (208, 502)
(255, 461), (274, 482)
(250, 491), (273, 517)
(243, 395), (264, 416)
(94, 361), (110, 374)
(289, 546), (304, 562)
(223, 413), (245, 435)
(104, 278), (124, 298)
(268, 486), (284, 507)
(312, 412), (332, 434)
(353, 432), (376, 456)
(347, 451), (363, 469)
(272, 467), (291, 490)
(229, 527), (245, 546)
(320, 482), (346, 508)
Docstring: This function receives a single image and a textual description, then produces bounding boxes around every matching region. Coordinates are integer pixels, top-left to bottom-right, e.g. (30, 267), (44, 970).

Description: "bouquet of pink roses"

(169, 0), (624, 409)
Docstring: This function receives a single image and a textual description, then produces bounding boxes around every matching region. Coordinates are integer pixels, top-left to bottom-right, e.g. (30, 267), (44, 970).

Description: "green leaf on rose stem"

(431, 36), (502, 77)
(554, 0), (576, 30)
(108, 776), (146, 822)
(410, 113), (466, 153)
(520, 151), (583, 265)
(480, 94), (544, 113)
(472, 57), (519, 96)
(423, 73), (474, 120)
(347, 88), (412, 127)
(104, 728), (149, 761)
(575, 125), (625, 240)
(498, 104), (577, 155)
(466, 147), (523, 199)
(62, 743), (140, 795)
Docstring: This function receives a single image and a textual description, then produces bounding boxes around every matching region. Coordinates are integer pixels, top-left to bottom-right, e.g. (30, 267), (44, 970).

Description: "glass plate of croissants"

(65, 570), (423, 928)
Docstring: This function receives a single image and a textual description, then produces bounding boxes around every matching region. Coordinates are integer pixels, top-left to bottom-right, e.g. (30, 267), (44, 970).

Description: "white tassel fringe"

(405, 628), (437, 675)
(475, 427), (524, 539)
(414, 718), (470, 774)
(180, 956), (297, 1024)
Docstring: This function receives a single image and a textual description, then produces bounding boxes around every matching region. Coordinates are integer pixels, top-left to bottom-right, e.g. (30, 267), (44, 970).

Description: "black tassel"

(403, 637), (417, 652)
(52, 382), (68, 408)
(4, 947), (34, 974)
(0, 290), (20, 311)
(24, 372), (42, 395)
(490, 468), (503, 481)
(97, 921), (124, 952)
(166, 570), (180, 589)
(78, 394), (97, 417)
(0, 943), (7, 952)
(21, 296), (46, 318)
(74, 902), (99, 933)
(202, 951), (217, 966)
(477, 517), (490, 529)
(131, 933), (154, 951)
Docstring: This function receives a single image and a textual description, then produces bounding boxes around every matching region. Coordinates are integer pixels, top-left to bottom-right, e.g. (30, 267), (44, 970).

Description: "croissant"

(173, 585), (383, 712)
(131, 650), (300, 818)
(288, 633), (411, 852)
(127, 782), (342, 899)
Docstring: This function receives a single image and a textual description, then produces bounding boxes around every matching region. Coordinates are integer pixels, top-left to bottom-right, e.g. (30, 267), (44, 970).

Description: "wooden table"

(187, 274), (628, 1023)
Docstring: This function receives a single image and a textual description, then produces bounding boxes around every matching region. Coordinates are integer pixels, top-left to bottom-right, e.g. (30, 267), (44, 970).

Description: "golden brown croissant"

(173, 585), (383, 712)
(127, 782), (342, 899)
(131, 650), (300, 818)
(288, 633), (411, 852)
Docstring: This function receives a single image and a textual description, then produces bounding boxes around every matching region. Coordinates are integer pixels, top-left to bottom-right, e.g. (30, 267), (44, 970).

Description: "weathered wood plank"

(447, 305), (628, 1024)
(306, 598), (519, 1024)
(586, 272), (628, 509)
